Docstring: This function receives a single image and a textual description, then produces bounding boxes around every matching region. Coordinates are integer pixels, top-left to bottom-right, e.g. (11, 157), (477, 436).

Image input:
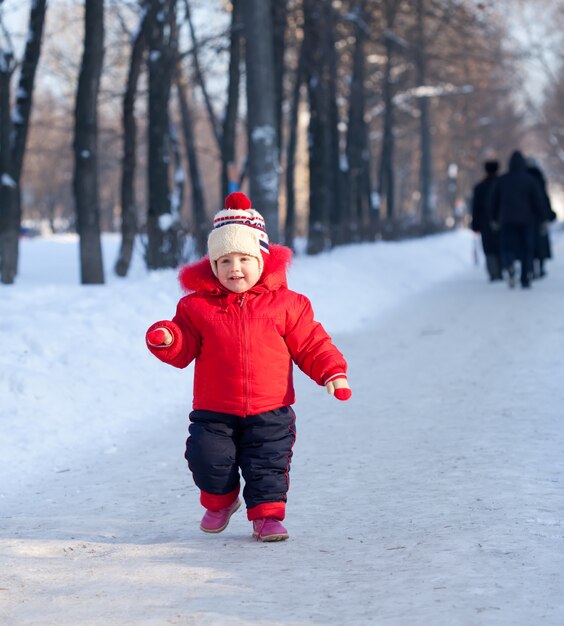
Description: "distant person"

(490, 150), (545, 289)
(526, 159), (557, 278)
(471, 159), (502, 281)
(145, 192), (351, 542)
(227, 161), (239, 194)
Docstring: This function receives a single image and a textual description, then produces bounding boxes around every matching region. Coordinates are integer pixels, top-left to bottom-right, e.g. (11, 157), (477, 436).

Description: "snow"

(394, 84), (474, 105)
(1, 172), (17, 188)
(251, 125), (276, 146)
(250, 126), (279, 200)
(158, 212), (176, 230)
(1, 227), (564, 625)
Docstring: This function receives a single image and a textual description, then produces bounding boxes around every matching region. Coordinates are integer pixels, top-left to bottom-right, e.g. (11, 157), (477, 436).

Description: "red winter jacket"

(146, 245), (347, 417)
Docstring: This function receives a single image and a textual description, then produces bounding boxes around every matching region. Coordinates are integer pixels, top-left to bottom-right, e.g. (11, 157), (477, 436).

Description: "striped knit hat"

(207, 192), (270, 277)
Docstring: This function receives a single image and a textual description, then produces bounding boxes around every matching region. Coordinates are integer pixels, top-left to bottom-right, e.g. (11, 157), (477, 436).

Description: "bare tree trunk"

(326, 1), (345, 245)
(176, 69), (208, 257)
(379, 39), (395, 220)
(271, 0), (287, 156)
(0, 52), (17, 284)
(169, 119), (184, 231)
(416, 0), (433, 221)
(221, 0), (242, 200)
(0, 0), (47, 284)
(303, 0), (328, 254)
(345, 2), (372, 244)
(284, 36), (306, 249)
(115, 8), (149, 277)
(303, 0), (339, 254)
(378, 2), (399, 222)
(73, 0), (105, 284)
(12, 0), (47, 182)
(146, 0), (178, 269)
(242, 0), (280, 241)
(183, 0), (221, 148)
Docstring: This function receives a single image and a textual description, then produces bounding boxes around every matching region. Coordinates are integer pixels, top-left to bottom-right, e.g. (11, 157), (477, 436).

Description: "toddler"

(146, 192), (351, 541)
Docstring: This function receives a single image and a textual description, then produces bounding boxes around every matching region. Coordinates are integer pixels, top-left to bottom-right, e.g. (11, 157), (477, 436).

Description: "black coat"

(528, 165), (557, 261)
(471, 175), (500, 255)
(491, 151), (546, 225)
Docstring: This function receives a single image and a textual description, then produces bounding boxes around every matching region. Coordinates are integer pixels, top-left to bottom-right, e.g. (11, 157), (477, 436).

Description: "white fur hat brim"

(208, 224), (264, 277)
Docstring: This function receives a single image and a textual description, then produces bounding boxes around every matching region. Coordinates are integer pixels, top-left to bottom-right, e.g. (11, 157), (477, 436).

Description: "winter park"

(2, 0), (564, 625)
(1, 225), (563, 625)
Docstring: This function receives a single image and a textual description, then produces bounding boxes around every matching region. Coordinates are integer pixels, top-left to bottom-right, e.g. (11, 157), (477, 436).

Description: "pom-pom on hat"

(207, 192), (270, 277)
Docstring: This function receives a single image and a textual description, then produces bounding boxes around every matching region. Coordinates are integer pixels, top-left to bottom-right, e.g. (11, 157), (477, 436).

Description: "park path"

(2, 237), (564, 625)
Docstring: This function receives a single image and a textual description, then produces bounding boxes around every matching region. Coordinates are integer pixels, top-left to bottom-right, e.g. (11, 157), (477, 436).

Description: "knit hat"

(207, 192), (270, 277)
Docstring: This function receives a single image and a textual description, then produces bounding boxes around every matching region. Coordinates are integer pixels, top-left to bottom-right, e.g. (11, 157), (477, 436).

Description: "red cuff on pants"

(200, 486), (240, 511)
(247, 501), (286, 521)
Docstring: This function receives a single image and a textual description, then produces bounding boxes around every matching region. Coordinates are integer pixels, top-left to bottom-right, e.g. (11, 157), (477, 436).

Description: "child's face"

(216, 253), (261, 293)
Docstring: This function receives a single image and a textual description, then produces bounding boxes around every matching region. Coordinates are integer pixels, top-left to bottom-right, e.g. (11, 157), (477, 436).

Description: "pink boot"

(252, 518), (289, 542)
(200, 498), (241, 533)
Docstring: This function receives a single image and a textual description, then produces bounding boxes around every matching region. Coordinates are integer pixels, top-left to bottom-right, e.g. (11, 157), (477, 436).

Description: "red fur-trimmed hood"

(178, 244), (293, 295)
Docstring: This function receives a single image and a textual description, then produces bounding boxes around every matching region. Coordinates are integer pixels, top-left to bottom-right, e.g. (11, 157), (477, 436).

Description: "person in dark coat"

(471, 160), (502, 281)
(490, 150), (546, 289)
(526, 160), (557, 278)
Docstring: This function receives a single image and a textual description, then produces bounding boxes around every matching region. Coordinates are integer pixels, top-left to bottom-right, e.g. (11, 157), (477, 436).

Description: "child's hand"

(326, 377), (352, 401)
(146, 327), (173, 346)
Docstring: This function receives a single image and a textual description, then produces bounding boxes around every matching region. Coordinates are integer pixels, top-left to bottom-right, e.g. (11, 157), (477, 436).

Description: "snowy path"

(2, 241), (564, 625)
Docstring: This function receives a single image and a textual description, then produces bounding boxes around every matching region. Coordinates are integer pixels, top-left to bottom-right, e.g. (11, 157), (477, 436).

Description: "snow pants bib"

(185, 407), (297, 521)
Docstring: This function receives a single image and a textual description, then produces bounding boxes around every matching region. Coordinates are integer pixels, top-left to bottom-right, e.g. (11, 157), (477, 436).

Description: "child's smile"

(217, 253), (261, 293)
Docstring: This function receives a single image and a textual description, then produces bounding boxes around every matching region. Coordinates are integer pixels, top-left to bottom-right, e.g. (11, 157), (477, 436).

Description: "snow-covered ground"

(1, 227), (563, 625)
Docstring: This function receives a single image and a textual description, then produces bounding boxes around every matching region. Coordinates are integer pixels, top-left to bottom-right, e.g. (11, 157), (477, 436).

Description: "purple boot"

(200, 498), (241, 533)
(252, 518), (289, 542)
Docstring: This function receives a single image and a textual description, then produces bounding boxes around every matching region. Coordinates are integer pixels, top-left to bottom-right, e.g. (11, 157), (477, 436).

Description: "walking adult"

(471, 160), (502, 281)
(526, 159), (557, 279)
(490, 150), (546, 289)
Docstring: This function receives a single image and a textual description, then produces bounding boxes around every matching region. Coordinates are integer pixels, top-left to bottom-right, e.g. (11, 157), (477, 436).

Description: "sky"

(1, 227), (564, 624)
(502, 1), (562, 107)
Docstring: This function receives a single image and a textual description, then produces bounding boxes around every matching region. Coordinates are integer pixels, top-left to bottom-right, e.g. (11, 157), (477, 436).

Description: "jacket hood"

(178, 244), (293, 295)
(508, 150), (527, 172)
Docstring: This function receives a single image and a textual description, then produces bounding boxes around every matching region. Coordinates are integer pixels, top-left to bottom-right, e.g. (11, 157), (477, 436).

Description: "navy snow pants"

(185, 407), (296, 520)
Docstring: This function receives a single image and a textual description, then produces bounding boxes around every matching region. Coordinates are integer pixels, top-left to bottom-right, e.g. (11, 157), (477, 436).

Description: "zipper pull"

(239, 294), (246, 307)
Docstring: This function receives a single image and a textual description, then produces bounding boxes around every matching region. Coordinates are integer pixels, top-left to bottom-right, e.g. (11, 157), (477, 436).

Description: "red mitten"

(325, 377), (352, 401)
(334, 387), (352, 401)
(146, 327), (172, 346)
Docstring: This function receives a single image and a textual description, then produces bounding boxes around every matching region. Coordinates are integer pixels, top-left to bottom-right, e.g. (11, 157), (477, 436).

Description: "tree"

(512, 0), (564, 183)
(0, 49), (16, 283)
(345, 1), (375, 243)
(271, 0), (287, 157)
(115, 7), (150, 277)
(73, 0), (105, 284)
(415, 0), (433, 222)
(176, 64), (208, 257)
(182, 0), (244, 207)
(220, 0), (243, 200)
(377, 1), (404, 222)
(242, 0), (280, 242)
(284, 23), (306, 248)
(2, 0), (549, 268)
(145, 0), (180, 269)
(303, 0), (341, 253)
(0, 0), (47, 284)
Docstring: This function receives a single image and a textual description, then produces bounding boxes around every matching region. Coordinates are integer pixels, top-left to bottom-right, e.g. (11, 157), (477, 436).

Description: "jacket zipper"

(239, 294), (250, 415)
